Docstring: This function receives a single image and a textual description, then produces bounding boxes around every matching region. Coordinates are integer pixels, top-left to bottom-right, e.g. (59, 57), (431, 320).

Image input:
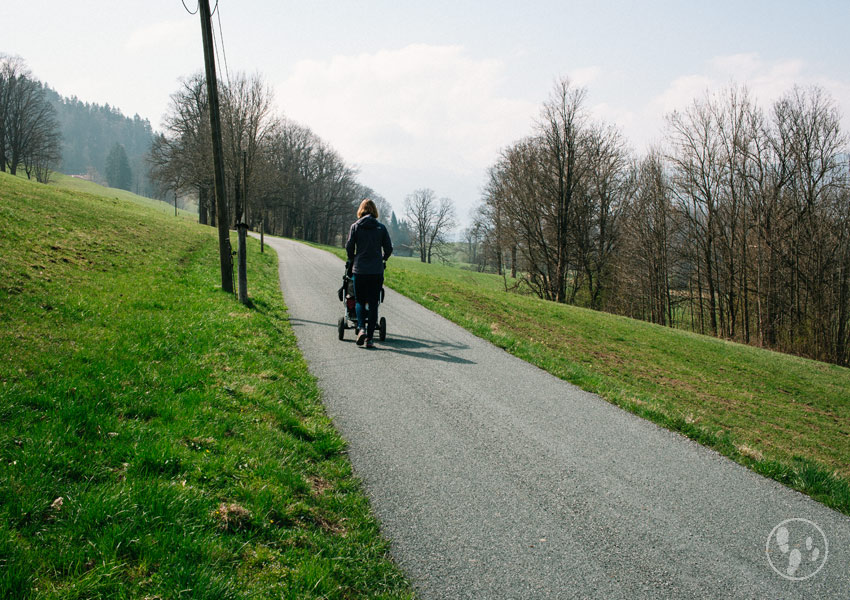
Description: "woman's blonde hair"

(357, 198), (379, 219)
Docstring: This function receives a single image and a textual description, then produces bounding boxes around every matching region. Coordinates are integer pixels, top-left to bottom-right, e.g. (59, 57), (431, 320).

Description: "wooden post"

(242, 151), (248, 222)
(237, 218), (248, 305)
(260, 219), (264, 254)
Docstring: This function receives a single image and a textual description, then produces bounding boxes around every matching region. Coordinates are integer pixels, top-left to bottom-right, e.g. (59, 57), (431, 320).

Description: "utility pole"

(198, 0), (234, 294)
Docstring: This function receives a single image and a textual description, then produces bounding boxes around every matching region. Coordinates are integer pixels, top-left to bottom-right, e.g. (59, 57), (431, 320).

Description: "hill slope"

(0, 173), (412, 599)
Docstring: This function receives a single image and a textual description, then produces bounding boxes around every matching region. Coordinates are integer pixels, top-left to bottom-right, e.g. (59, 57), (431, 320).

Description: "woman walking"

(345, 199), (393, 348)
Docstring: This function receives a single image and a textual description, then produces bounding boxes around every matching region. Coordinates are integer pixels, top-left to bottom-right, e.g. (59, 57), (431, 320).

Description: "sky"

(6, 1), (850, 227)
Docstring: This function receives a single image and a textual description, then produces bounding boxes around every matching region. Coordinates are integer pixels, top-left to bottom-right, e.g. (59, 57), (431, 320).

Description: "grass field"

(49, 173), (194, 218)
(318, 244), (850, 516)
(0, 173), (412, 599)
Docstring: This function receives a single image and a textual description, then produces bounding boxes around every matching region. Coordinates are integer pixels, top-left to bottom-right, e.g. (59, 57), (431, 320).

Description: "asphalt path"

(264, 235), (850, 599)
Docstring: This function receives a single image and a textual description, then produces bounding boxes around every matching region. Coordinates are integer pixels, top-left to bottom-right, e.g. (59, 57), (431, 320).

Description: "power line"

(216, 3), (231, 86)
(181, 0), (199, 15)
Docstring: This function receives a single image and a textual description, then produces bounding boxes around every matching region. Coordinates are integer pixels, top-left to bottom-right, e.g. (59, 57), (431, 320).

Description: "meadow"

(0, 173), (412, 599)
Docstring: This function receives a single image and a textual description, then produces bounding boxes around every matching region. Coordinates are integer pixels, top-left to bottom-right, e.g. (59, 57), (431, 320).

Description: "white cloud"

(125, 19), (196, 53)
(275, 44), (537, 177)
(623, 53), (850, 152)
(653, 74), (715, 115)
(570, 66), (602, 88)
(653, 54), (849, 118)
(707, 52), (764, 78)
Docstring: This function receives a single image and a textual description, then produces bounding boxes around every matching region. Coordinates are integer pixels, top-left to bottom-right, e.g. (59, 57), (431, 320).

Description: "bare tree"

(611, 151), (677, 324)
(0, 54), (29, 173)
(0, 57), (60, 179)
(490, 138), (559, 298)
(537, 77), (589, 302)
(405, 188), (436, 262)
(464, 220), (485, 267)
(23, 111), (61, 183)
(483, 79), (591, 301)
(667, 92), (725, 335)
(571, 123), (631, 308)
(427, 197), (457, 263)
(221, 72), (275, 224)
(404, 189), (457, 263)
(149, 74), (214, 223)
(768, 86), (849, 360)
(250, 117), (365, 244)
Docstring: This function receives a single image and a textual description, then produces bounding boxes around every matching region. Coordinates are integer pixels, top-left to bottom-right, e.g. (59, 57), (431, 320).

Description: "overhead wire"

(181, 0), (199, 15)
(216, 2), (231, 86)
(212, 1), (231, 88)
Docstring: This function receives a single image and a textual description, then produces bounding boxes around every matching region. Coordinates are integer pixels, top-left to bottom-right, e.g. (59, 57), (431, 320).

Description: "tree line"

(474, 78), (850, 365)
(1, 54), (157, 193)
(149, 71), (415, 251)
(0, 54), (61, 182)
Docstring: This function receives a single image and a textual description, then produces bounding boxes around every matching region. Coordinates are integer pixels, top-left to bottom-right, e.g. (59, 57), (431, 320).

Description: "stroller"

(337, 270), (387, 341)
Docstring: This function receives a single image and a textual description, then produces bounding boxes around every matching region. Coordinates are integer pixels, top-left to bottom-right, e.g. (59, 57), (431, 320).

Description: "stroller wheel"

(337, 317), (345, 340)
(379, 317), (387, 341)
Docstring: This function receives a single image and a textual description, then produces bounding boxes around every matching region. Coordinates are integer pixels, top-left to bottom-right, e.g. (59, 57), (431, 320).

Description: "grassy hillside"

(49, 173), (193, 218)
(319, 245), (850, 515)
(384, 255), (508, 293)
(0, 173), (412, 599)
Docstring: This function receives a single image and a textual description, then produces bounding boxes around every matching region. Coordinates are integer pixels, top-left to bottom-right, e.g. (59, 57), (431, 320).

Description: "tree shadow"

(374, 335), (476, 365)
(288, 317), (335, 329)
(286, 318), (476, 365)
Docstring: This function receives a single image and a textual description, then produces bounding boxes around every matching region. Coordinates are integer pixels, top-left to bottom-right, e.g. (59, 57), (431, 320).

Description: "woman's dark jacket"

(345, 215), (393, 275)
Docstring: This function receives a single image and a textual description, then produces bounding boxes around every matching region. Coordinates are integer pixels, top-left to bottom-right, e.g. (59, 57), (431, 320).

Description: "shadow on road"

(287, 318), (476, 365)
(376, 335), (476, 365)
(288, 317), (336, 329)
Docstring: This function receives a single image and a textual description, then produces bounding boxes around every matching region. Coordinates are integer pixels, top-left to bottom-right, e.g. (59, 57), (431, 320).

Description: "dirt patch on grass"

(308, 475), (333, 497)
(213, 502), (253, 531)
(590, 350), (626, 366)
(311, 512), (347, 537)
(736, 444), (765, 461)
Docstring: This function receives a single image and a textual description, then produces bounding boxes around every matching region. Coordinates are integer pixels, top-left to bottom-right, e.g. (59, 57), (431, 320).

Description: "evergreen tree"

(105, 143), (132, 190)
(388, 211), (413, 256)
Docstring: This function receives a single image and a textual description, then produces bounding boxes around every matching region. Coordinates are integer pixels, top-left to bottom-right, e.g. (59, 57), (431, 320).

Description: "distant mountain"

(42, 86), (155, 197)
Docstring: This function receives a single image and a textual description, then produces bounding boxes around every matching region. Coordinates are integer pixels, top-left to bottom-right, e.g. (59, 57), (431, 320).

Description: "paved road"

(265, 236), (850, 599)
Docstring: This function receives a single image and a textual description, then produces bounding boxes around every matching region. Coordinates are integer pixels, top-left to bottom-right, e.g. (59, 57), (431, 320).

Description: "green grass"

(48, 173), (194, 218)
(383, 256), (509, 293)
(318, 243), (850, 516)
(0, 172), (413, 599)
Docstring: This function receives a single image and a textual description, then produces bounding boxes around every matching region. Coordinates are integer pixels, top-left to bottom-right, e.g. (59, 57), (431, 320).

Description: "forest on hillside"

(42, 87), (156, 196)
(1, 54), (156, 195)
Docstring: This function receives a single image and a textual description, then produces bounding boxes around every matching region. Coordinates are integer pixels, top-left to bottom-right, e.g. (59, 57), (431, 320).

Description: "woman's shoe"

(356, 329), (367, 346)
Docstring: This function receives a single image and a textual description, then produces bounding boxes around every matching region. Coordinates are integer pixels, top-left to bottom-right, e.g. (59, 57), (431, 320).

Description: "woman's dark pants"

(353, 274), (383, 339)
